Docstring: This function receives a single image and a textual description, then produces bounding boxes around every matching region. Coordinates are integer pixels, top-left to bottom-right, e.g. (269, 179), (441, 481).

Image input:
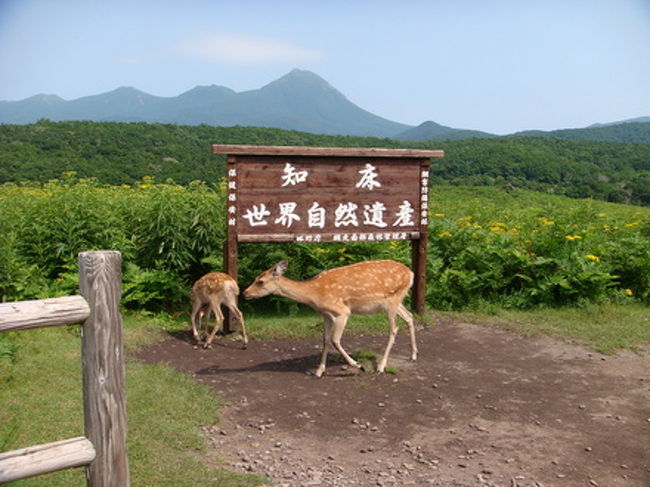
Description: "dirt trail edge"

(137, 319), (650, 487)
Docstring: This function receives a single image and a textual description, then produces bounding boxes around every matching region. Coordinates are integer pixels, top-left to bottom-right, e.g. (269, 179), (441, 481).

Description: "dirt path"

(137, 318), (650, 486)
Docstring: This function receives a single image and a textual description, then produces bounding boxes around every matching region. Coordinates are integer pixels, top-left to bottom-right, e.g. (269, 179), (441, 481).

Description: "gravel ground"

(138, 318), (650, 486)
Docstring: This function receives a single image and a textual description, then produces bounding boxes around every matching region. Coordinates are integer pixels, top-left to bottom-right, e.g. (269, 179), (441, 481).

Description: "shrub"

(1, 180), (648, 310)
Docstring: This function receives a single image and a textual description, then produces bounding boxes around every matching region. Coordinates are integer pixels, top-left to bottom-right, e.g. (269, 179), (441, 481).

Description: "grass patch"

(440, 302), (650, 354)
(0, 322), (265, 487)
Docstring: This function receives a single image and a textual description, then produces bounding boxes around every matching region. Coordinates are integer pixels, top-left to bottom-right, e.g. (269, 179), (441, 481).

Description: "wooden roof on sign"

(212, 144), (444, 159)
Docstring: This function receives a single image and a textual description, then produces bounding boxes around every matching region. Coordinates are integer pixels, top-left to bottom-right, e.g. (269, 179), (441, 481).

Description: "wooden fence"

(0, 251), (129, 486)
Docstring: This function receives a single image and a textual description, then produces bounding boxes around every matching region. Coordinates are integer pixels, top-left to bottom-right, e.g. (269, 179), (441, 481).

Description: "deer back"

(244, 260), (412, 313)
(309, 260), (413, 308)
(191, 272), (238, 304)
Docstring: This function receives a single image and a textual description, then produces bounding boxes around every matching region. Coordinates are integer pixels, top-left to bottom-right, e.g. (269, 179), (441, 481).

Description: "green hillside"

(1, 120), (649, 205)
(514, 122), (650, 144)
(392, 120), (496, 141)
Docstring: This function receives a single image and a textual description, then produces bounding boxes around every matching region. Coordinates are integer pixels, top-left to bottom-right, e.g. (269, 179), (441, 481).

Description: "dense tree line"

(515, 121), (650, 145)
(1, 120), (649, 205)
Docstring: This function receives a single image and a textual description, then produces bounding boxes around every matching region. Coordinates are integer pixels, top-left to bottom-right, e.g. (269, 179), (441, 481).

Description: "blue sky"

(1, 0), (649, 134)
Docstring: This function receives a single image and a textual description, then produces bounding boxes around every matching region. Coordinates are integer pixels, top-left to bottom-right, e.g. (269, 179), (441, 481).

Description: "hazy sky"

(1, 0), (649, 134)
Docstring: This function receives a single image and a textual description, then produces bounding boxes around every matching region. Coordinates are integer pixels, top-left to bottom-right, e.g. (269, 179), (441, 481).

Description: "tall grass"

(1, 177), (648, 311)
(426, 186), (649, 308)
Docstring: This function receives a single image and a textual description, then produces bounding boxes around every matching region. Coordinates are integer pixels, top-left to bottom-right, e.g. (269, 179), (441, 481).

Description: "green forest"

(1, 120), (649, 205)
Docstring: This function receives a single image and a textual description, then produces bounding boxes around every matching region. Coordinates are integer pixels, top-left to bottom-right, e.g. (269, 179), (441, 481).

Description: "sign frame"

(212, 144), (444, 331)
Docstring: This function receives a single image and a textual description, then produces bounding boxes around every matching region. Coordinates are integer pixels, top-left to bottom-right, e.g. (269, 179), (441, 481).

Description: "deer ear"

(273, 260), (288, 277)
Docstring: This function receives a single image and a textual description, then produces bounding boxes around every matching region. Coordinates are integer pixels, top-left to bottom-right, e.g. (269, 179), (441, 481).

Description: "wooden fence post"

(78, 251), (129, 487)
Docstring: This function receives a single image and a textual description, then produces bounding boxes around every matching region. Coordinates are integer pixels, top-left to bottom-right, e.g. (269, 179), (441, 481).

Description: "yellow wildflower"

(438, 231), (452, 238)
(624, 289), (634, 296)
(585, 254), (600, 262)
(596, 213), (606, 218)
(565, 235), (582, 241)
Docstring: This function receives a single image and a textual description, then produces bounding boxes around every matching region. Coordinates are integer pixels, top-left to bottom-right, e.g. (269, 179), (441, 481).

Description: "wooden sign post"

(212, 144), (444, 331)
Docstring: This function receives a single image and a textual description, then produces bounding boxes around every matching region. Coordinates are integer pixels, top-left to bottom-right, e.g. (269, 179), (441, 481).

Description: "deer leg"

(225, 298), (248, 348)
(204, 303), (224, 349)
(223, 291), (246, 344)
(397, 304), (417, 362)
(377, 309), (399, 374)
(315, 318), (333, 378)
(190, 301), (204, 345)
(330, 314), (360, 370)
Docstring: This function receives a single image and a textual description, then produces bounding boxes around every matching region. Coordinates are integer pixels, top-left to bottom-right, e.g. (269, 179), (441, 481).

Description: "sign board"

(212, 144), (444, 328)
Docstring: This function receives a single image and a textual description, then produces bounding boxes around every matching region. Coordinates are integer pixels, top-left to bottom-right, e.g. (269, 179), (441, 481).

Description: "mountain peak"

(109, 86), (147, 96)
(394, 120), (496, 141)
(26, 94), (65, 104)
(263, 69), (335, 92)
(178, 84), (235, 99)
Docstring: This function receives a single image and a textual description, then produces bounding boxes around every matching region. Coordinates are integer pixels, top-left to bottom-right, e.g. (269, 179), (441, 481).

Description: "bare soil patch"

(137, 317), (650, 486)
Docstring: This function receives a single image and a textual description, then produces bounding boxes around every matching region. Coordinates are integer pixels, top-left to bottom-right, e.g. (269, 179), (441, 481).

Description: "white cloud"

(175, 33), (322, 64)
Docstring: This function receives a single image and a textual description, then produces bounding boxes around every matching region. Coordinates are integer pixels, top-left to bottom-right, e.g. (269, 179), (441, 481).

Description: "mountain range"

(1, 69), (649, 143)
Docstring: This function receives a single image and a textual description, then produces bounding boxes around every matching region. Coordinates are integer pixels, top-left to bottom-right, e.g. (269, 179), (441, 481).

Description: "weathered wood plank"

(224, 159), (239, 333)
(0, 436), (96, 483)
(79, 251), (129, 487)
(213, 144), (444, 158)
(0, 295), (90, 333)
(238, 231), (420, 243)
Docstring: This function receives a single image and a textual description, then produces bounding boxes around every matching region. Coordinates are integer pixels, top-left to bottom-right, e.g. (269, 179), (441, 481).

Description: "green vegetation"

(1, 179), (648, 312)
(0, 175), (225, 307)
(0, 318), (265, 486)
(433, 136), (650, 205)
(427, 186), (650, 309)
(1, 121), (649, 205)
(440, 303), (650, 355)
(515, 121), (650, 145)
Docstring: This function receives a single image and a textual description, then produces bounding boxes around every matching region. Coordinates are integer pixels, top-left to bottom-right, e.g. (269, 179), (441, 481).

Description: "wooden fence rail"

(0, 251), (129, 486)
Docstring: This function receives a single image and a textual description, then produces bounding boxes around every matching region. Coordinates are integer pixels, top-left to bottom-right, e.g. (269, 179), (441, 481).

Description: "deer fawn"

(243, 259), (417, 377)
(190, 272), (248, 349)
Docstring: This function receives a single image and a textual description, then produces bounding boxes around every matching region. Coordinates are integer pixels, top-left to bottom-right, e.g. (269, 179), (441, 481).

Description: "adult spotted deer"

(190, 272), (248, 349)
(243, 259), (417, 377)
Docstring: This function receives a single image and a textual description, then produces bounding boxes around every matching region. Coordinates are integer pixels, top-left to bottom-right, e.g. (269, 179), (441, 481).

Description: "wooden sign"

(212, 144), (444, 327)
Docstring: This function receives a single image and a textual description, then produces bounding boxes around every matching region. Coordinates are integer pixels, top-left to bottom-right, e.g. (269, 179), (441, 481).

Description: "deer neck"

(276, 276), (319, 307)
